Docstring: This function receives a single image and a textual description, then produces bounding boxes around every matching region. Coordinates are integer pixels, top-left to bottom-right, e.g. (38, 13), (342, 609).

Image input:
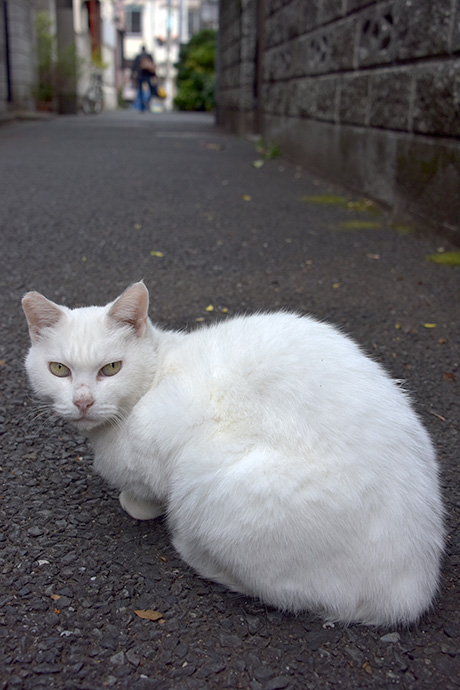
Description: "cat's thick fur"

(22, 282), (445, 625)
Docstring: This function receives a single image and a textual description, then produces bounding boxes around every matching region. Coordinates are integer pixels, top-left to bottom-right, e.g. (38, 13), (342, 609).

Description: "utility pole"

(165, 0), (172, 109)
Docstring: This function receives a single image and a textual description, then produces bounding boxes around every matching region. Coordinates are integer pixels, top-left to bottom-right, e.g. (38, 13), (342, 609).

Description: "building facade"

(0, 0), (118, 115)
(0, 0), (217, 115)
(116, 0), (218, 110)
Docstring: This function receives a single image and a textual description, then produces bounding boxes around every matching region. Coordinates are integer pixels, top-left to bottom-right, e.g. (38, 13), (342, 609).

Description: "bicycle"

(82, 72), (103, 114)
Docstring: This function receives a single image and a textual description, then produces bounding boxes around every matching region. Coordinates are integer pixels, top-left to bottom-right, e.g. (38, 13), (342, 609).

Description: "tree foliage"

(174, 29), (216, 112)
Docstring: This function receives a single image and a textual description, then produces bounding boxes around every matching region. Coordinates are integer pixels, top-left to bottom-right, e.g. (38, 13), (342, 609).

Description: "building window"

(188, 9), (201, 37)
(126, 5), (142, 35)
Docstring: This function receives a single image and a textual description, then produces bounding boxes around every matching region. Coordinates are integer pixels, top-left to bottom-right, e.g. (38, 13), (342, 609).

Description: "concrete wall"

(218, 0), (258, 132)
(0, 1), (7, 114)
(217, 0), (460, 235)
(0, 0), (37, 113)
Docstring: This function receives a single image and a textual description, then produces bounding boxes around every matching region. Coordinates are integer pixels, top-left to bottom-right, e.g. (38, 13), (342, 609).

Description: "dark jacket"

(131, 50), (155, 81)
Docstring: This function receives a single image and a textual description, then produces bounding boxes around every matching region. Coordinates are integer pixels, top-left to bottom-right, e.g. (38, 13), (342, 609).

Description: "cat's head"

(22, 282), (156, 432)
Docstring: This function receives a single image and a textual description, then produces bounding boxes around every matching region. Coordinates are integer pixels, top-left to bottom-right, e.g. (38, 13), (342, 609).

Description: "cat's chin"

(73, 416), (106, 432)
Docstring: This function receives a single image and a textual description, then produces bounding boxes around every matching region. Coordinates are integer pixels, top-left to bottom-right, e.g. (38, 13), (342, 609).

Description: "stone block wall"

(218, 0), (259, 132)
(261, 0), (459, 137)
(217, 0), (460, 234)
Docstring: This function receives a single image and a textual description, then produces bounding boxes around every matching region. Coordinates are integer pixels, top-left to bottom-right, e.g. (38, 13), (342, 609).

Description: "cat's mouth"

(73, 414), (103, 430)
(73, 412), (118, 432)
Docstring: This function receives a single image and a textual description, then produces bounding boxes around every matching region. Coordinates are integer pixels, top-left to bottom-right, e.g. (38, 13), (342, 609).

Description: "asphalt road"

(0, 110), (459, 690)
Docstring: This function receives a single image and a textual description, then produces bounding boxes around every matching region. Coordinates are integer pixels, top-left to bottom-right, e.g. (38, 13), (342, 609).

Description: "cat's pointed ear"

(108, 282), (149, 337)
(22, 292), (64, 342)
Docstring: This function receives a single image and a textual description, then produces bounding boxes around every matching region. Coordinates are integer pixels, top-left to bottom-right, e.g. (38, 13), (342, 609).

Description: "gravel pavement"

(0, 110), (459, 689)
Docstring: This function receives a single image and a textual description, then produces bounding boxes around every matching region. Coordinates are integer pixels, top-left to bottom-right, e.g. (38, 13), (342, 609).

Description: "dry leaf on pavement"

(134, 609), (164, 622)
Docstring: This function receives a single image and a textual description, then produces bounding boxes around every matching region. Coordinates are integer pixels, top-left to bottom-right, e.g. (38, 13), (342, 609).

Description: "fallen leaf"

(252, 159), (265, 168)
(438, 338), (447, 344)
(426, 251), (460, 266)
(443, 372), (456, 382)
(430, 411), (447, 422)
(195, 317), (205, 322)
(134, 609), (164, 621)
(346, 199), (377, 212)
(362, 662), (373, 674)
(150, 251), (164, 258)
(0, 360), (5, 366)
(134, 223), (142, 230)
(391, 223), (414, 235)
(299, 194), (348, 206)
(205, 304), (214, 312)
(339, 220), (382, 230)
(221, 307), (229, 313)
(242, 195), (252, 201)
(423, 323), (436, 328)
(332, 283), (341, 289)
(51, 594), (62, 601)
(367, 253), (380, 260)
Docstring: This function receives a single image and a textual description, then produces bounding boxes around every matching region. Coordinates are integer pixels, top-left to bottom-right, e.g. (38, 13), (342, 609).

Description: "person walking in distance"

(131, 46), (157, 112)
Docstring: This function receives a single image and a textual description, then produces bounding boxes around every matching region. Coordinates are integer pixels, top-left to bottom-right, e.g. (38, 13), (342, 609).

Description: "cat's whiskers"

(23, 396), (52, 420)
(107, 409), (128, 432)
(23, 400), (61, 432)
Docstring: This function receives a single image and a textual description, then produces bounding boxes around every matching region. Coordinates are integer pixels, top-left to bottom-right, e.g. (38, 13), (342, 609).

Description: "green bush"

(35, 11), (56, 102)
(34, 11), (81, 105)
(174, 29), (216, 112)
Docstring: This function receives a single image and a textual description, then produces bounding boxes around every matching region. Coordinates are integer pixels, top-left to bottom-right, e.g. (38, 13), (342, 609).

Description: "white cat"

(22, 282), (445, 625)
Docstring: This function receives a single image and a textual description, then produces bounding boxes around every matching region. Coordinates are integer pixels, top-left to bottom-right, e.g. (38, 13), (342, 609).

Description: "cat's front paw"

(119, 491), (164, 521)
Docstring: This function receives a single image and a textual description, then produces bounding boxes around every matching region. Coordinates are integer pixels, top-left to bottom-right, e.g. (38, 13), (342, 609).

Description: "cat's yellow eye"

(100, 361), (122, 377)
(49, 362), (71, 378)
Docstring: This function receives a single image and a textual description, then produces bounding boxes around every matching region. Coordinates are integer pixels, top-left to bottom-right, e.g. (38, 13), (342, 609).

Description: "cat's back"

(167, 310), (359, 379)
(159, 312), (443, 624)
(154, 311), (414, 452)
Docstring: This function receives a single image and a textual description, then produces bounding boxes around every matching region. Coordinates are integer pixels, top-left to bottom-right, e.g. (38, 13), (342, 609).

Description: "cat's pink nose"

(73, 394), (95, 413)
